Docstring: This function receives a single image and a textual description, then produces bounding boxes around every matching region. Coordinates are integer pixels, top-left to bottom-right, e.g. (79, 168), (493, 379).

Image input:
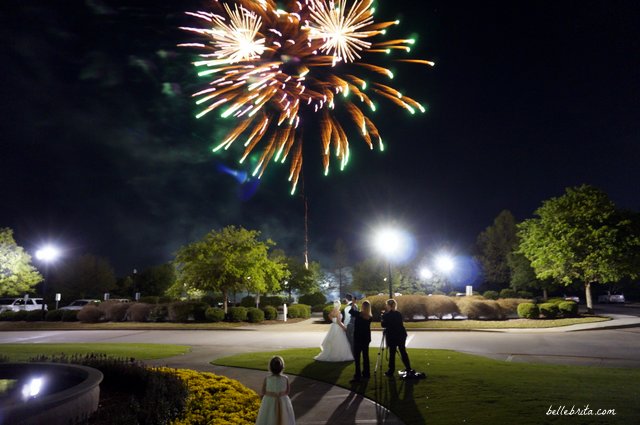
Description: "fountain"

(0, 363), (103, 425)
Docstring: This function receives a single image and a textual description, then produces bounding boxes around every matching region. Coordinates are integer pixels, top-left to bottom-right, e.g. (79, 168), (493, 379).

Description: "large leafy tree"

(172, 226), (288, 312)
(476, 210), (518, 291)
(51, 254), (116, 301)
(518, 185), (640, 313)
(507, 252), (555, 300)
(281, 255), (321, 300)
(352, 258), (405, 296)
(0, 228), (42, 296)
(135, 263), (176, 296)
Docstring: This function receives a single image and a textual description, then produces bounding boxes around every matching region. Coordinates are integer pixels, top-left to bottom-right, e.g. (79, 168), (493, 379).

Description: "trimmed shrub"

(262, 305), (277, 320)
(424, 295), (460, 319)
(78, 305), (104, 323)
(499, 288), (518, 299)
(558, 301), (579, 317)
(26, 310), (44, 321)
(482, 291), (499, 300)
(45, 309), (64, 321)
(149, 304), (169, 322)
(128, 303), (152, 322)
(0, 311), (15, 321)
(247, 307), (265, 323)
(322, 305), (335, 323)
(32, 354), (188, 425)
(100, 301), (130, 322)
(546, 297), (565, 305)
(287, 304), (311, 319)
(240, 295), (257, 308)
(169, 301), (193, 322)
(311, 304), (326, 312)
(205, 307), (225, 322)
(539, 302), (560, 319)
(228, 306), (248, 322)
(61, 309), (78, 322)
(190, 301), (208, 322)
(517, 303), (539, 319)
(260, 296), (286, 307)
(299, 292), (327, 306)
(12, 310), (29, 321)
(456, 298), (503, 320)
(395, 295), (428, 321)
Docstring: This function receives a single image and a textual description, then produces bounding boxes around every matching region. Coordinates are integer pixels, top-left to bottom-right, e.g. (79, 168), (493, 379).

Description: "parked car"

(0, 297), (47, 314)
(564, 295), (580, 303)
(59, 299), (101, 310)
(597, 293), (625, 304)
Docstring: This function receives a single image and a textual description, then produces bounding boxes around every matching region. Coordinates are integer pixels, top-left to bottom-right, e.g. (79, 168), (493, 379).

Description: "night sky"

(2, 0), (639, 278)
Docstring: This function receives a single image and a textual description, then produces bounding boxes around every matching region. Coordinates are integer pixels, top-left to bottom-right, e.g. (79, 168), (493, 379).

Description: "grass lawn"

(0, 343), (190, 362)
(214, 348), (639, 425)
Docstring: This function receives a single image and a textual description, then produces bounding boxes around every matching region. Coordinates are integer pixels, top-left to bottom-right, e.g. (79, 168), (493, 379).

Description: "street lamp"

(374, 227), (405, 299)
(35, 245), (61, 317)
(435, 254), (455, 293)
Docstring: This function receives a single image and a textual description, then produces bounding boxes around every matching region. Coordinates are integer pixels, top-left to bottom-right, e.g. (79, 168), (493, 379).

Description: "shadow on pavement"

(289, 360), (351, 418)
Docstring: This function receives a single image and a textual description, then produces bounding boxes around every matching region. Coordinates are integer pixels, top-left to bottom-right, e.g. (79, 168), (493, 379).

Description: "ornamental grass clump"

(395, 295), (428, 321)
(456, 298), (503, 320)
(424, 295), (460, 319)
(100, 301), (130, 322)
(128, 303), (152, 322)
(78, 304), (104, 323)
(166, 368), (260, 425)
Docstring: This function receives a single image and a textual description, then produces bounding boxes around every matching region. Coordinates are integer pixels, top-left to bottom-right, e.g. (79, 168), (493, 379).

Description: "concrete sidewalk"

(146, 346), (404, 425)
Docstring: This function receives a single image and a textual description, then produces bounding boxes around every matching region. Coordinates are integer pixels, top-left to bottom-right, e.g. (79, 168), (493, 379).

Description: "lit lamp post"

(35, 245), (60, 318)
(374, 228), (404, 299)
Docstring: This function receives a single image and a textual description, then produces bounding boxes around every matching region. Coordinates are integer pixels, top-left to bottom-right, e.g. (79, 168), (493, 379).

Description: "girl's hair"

(361, 300), (372, 320)
(269, 356), (285, 375)
(386, 299), (397, 309)
(333, 300), (341, 310)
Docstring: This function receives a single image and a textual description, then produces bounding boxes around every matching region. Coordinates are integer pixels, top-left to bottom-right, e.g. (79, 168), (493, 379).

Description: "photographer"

(380, 298), (413, 377)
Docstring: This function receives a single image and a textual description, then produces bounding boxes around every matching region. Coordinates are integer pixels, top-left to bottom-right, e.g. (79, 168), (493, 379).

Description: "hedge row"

(0, 301), (310, 324)
(320, 295), (532, 322)
(517, 299), (579, 319)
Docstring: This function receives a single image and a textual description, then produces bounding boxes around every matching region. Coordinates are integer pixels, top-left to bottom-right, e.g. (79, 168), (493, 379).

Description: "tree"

(518, 185), (640, 313)
(507, 252), (555, 300)
(282, 257), (321, 300)
(476, 210), (518, 291)
(172, 226), (288, 312)
(0, 228), (42, 296)
(135, 263), (176, 296)
(51, 254), (116, 301)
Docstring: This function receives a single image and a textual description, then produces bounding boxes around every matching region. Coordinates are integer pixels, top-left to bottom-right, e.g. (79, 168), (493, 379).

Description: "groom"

(343, 293), (357, 352)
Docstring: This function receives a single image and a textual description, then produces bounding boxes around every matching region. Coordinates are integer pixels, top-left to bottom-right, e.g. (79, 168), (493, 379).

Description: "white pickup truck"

(0, 297), (48, 314)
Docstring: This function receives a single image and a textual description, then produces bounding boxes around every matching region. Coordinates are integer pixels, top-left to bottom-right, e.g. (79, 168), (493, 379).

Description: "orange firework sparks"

(180, 0), (433, 194)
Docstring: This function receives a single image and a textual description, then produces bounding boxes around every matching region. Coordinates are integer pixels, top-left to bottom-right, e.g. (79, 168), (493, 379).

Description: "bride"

(314, 300), (354, 362)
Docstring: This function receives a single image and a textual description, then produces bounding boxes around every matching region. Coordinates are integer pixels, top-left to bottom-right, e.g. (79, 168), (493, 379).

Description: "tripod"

(374, 329), (386, 374)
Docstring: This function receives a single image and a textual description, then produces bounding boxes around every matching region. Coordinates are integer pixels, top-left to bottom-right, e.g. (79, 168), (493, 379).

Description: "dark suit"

(381, 309), (412, 373)
(349, 309), (372, 378)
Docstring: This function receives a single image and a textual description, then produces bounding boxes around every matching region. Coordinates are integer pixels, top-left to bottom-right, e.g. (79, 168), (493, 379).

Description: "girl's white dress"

(314, 314), (355, 362)
(255, 374), (296, 425)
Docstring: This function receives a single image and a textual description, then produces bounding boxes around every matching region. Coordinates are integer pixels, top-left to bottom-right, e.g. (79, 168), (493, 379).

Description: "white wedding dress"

(314, 314), (354, 362)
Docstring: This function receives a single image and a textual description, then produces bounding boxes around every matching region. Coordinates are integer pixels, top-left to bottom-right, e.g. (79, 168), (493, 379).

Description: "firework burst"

(180, 0), (433, 194)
